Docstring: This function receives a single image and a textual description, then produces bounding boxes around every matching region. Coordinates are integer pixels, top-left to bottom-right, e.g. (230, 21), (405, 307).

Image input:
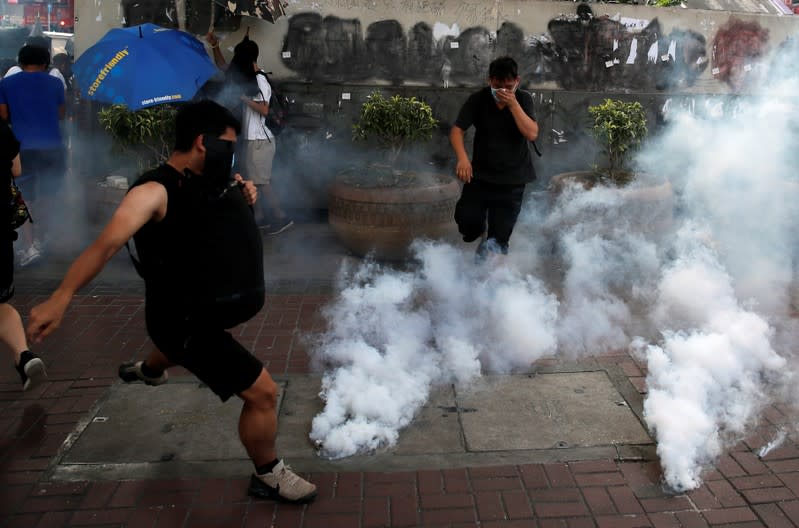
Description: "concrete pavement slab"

(49, 366), (654, 482)
(457, 372), (653, 452)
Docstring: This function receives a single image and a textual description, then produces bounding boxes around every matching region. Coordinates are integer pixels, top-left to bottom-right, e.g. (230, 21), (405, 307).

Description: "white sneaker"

(18, 246), (42, 267)
(248, 460), (317, 503)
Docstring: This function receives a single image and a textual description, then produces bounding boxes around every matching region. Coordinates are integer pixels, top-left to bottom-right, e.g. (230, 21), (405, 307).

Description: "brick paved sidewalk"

(2, 283), (799, 527)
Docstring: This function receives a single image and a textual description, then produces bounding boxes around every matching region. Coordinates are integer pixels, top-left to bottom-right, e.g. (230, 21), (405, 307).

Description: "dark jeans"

(18, 147), (66, 202)
(454, 179), (526, 253)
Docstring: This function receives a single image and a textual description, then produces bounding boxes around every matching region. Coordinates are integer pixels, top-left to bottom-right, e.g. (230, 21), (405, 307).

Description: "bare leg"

(19, 221), (34, 252)
(237, 368), (279, 466)
(143, 346), (173, 373)
(0, 304), (28, 364)
(257, 183), (286, 222)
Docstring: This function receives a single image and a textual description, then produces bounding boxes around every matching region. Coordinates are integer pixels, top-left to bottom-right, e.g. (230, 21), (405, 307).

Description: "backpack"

(126, 165), (265, 329)
(256, 70), (290, 136)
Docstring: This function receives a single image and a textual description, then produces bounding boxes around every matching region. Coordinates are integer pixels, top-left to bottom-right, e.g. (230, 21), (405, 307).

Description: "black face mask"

(201, 135), (235, 187)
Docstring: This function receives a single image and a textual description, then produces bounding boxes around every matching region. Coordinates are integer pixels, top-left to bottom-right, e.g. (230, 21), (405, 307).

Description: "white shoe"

(248, 460), (317, 503)
(18, 246), (42, 267)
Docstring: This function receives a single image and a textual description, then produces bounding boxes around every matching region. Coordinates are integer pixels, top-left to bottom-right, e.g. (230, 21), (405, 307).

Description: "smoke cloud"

(310, 244), (559, 458)
(310, 39), (799, 492)
(637, 225), (787, 491)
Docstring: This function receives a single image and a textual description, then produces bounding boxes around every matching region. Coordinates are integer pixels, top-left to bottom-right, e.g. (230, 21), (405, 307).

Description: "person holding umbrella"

(207, 30), (293, 235)
(26, 100), (317, 504)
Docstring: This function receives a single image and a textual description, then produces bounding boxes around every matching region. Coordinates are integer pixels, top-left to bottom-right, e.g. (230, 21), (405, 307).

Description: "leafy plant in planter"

(328, 91), (460, 259)
(352, 91), (438, 166)
(588, 98), (648, 186)
(549, 97), (671, 240)
(98, 104), (177, 173)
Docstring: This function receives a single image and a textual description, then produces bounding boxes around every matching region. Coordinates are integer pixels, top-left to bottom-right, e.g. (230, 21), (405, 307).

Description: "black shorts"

(0, 238), (13, 303)
(145, 305), (263, 402)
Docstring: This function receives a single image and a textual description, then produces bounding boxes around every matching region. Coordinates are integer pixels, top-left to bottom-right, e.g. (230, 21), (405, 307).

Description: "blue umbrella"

(73, 23), (218, 110)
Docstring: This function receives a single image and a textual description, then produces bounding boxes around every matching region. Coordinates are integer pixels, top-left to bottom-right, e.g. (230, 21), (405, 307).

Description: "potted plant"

(588, 98), (647, 187)
(549, 97), (672, 234)
(98, 104), (177, 173)
(328, 91), (460, 260)
(551, 98), (647, 191)
(93, 104), (176, 221)
(352, 91), (438, 165)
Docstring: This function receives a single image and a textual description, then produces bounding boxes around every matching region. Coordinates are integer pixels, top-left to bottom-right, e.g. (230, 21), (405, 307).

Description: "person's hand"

(206, 31), (219, 48)
(27, 294), (70, 344)
(456, 158), (473, 183)
(235, 174), (257, 205)
(495, 87), (519, 108)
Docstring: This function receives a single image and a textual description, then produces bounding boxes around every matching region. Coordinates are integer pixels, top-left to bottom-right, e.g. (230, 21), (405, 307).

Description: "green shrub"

(588, 99), (648, 185)
(98, 104), (177, 171)
(353, 91), (437, 163)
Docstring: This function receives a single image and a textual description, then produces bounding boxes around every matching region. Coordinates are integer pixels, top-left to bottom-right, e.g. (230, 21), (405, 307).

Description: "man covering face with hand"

(450, 56), (539, 261)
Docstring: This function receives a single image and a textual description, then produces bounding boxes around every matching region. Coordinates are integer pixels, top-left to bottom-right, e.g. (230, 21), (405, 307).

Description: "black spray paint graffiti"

(544, 6), (708, 91)
(280, 7), (708, 92)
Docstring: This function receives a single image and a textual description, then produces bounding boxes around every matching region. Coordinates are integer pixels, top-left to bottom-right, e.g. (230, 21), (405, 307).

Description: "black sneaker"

(264, 218), (293, 236)
(16, 351), (46, 391)
(118, 361), (168, 386)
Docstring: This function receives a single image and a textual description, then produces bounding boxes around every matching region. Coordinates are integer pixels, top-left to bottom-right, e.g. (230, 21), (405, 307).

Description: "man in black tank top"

(25, 100), (317, 504)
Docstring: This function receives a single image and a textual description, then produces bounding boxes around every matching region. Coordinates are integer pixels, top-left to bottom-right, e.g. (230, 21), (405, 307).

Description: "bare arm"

(0, 104), (7, 121)
(27, 182), (167, 343)
(11, 153), (20, 178)
(509, 104), (538, 141)
(240, 96), (269, 117)
(495, 90), (538, 141)
(206, 32), (228, 70)
(58, 104), (65, 120)
(449, 125), (472, 183)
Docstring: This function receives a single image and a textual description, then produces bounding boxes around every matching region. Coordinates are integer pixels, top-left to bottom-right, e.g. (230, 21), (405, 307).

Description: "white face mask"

(490, 81), (519, 101)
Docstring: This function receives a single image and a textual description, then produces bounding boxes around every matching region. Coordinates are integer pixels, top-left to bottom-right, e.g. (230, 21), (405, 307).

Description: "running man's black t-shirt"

(454, 87), (537, 185)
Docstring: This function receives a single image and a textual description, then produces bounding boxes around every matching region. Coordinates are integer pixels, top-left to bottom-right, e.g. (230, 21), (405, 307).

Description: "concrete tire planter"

(549, 170), (674, 236)
(328, 166), (461, 260)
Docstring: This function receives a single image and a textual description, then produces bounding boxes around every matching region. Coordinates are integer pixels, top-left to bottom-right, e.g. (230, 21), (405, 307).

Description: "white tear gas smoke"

(635, 226), (786, 491)
(545, 184), (664, 356)
(310, 243), (559, 458)
(311, 41), (799, 487)
(758, 429), (787, 458)
(634, 43), (799, 491)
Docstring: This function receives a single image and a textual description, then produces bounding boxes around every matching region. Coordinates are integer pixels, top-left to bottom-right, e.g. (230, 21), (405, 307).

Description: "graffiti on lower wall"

(280, 5), (774, 93)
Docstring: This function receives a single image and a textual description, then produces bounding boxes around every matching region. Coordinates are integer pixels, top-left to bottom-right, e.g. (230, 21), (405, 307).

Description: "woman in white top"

(209, 32), (293, 235)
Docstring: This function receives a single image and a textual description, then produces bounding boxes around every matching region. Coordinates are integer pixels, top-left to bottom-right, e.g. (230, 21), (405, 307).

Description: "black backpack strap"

(124, 165), (184, 279)
(125, 240), (146, 278)
(518, 89), (543, 158)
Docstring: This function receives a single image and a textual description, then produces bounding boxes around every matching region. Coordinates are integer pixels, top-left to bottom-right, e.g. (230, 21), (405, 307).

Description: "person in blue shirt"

(0, 45), (66, 266)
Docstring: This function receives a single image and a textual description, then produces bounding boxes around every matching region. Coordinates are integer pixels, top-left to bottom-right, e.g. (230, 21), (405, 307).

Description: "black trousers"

(454, 179), (526, 253)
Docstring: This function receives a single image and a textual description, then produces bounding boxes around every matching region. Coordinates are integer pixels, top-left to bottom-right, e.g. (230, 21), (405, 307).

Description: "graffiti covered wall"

(76, 0), (799, 95)
(201, 0), (799, 95)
